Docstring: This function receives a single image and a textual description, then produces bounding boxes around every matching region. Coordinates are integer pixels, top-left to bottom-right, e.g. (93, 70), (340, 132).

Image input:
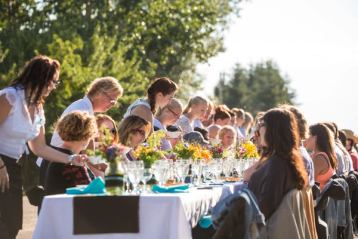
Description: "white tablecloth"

(33, 187), (225, 239)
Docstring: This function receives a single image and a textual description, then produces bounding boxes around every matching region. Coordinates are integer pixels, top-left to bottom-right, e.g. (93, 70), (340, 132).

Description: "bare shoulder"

(0, 94), (13, 124)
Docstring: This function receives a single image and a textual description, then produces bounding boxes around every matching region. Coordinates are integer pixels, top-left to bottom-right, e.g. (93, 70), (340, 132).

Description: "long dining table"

(33, 183), (244, 239)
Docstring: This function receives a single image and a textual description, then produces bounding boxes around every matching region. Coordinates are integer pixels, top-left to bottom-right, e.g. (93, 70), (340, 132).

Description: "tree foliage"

(0, 0), (241, 132)
(214, 60), (296, 114)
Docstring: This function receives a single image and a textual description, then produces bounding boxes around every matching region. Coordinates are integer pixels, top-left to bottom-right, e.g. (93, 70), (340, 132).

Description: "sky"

(197, 0), (358, 133)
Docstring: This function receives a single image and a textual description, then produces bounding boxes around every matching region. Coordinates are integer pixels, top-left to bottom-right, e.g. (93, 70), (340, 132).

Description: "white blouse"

(123, 98), (151, 119)
(175, 115), (193, 134)
(50, 96), (94, 147)
(0, 87), (45, 159)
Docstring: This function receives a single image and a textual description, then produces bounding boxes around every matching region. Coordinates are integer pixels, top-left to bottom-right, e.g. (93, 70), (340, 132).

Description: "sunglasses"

(50, 79), (61, 87)
(131, 128), (146, 137)
(257, 121), (266, 129)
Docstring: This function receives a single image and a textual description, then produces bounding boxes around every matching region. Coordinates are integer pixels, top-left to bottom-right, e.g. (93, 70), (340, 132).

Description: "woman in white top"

(175, 96), (208, 134)
(38, 77), (123, 185)
(0, 55), (86, 239)
(123, 77), (178, 128)
(154, 98), (183, 150)
(50, 76), (123, 147)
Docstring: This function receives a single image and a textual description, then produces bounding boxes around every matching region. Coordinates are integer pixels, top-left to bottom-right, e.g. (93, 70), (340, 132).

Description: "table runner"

(73, 195), (139, 234)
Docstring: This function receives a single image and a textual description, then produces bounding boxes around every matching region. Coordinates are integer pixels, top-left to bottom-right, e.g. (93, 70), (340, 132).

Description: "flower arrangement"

(86, 127), (126, 175)
(133, 130), (166, 168)
(209, 144), (228, 159)
(173, 143), (212, 161)
(236, 140), (259, 159)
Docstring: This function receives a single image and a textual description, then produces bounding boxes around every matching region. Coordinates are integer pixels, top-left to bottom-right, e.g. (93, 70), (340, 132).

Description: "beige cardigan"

(258, 188), (318, 239)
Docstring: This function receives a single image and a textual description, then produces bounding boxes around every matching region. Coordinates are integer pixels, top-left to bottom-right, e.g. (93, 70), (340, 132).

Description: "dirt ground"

(17, 196), (37, 239)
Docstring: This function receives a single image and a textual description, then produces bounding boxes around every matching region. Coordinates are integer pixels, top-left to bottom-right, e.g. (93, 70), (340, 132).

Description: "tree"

(0, 0), (242, 129)
(214, 60), (295, 114)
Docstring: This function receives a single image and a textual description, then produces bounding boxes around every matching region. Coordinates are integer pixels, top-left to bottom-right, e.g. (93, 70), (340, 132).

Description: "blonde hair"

(118, 115), (151, 146)
(183, 96), (208, 114)
(219, 125), (237, 141)
(56, 111), (97, 142)
(95, 114), (119, 144)
(87, 76), (123, 98)
(156, 98), (183, 116)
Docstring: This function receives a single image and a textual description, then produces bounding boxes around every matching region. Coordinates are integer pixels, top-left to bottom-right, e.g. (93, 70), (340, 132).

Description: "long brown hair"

(11, 55), (60, 105)
(262, 108), (307, 189)
(309, 123), (337, 169)
(147, 77), (178, 114)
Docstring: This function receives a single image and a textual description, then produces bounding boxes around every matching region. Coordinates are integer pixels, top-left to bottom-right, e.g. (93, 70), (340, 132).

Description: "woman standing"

(0, 55), (86, 239)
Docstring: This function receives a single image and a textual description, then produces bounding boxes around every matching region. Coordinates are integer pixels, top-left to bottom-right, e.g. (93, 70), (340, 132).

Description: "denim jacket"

(212, 188), (265, 239)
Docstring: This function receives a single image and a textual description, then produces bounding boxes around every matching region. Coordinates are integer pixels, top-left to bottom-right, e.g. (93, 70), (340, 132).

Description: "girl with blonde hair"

(175, 96), (208, 134)
(218, 125), (237, 150)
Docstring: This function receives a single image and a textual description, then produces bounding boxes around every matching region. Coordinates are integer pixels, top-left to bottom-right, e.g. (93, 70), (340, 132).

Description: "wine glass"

(141, 168), (153, 193)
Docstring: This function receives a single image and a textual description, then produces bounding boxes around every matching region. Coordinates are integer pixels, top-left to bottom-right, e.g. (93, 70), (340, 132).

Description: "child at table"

(44, 111), (98, 195)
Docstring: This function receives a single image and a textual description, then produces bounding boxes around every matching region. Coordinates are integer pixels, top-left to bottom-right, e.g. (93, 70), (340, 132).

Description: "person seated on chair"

(118, 115), (151, 161)
(44, 111), (98, 195)
(248, 108), (308, 220)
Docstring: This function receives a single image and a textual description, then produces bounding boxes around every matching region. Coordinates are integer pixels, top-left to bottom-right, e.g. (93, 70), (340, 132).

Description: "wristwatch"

(67, 154), (76, 165)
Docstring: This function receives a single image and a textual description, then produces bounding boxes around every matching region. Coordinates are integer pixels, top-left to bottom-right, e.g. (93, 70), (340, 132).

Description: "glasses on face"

(102, 91), (118, 105)
(166, 107), (180, 119)
(49, 79), (61, 88)
(131, 128), (146, 137)
(257, 121), (266, 129)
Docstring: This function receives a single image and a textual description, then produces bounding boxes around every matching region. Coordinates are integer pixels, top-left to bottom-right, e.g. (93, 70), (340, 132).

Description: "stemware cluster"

(119, 157), (257, 194)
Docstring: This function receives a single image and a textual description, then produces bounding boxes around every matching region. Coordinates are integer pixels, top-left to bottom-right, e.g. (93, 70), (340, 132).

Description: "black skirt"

(0, 154), (23, 237)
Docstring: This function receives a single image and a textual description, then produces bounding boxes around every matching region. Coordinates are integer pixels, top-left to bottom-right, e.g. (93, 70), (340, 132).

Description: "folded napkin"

(199, 215), (212, 228)
(152, 184), (190, 193)
(66, 177), (106, 195)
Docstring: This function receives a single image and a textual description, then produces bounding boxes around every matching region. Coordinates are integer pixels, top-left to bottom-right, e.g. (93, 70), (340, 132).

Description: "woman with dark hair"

(0, 55), (86, 239)
(248, 108), (308, 220)
(305, 123), (337, 190)
(123, 77), (178, 127)
(323, 122), (352, 174)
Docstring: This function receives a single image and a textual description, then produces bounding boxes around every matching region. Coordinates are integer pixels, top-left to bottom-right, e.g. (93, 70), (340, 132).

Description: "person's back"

(249, 154), (297, 219)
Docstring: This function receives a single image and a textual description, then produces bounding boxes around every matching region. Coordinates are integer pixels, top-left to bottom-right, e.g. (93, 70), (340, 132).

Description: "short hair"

(56, 111), (97, 142)
(95, 114), (119, 144)
(218, 125), (237, 140)
(118, 115), (151, 146)
(87, 76), (123, 98)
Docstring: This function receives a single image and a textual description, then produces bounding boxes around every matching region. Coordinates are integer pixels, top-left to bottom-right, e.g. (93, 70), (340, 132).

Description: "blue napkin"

(199, 215), (212, 228)
(151, 184), (189, 193)
(66, 177), (106, 195)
